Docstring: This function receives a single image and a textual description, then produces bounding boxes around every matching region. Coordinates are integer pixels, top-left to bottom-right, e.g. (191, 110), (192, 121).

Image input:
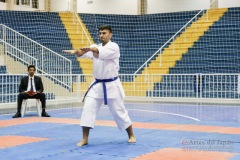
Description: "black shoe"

(41, 111), (50, 117)
(12, 112), (21, 118)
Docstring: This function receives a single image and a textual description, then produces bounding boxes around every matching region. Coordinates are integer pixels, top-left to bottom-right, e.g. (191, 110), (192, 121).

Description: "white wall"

(1, 0), (240, 14)
(14, 5), (36, 11)
(0, 0), (44, 11)
(77, 0), (138, 15)
(219, 0), (240, 8)
(0, 2), (7, 10)
(50, 0), (70, 12)
(147, 0), (210, 14)
(38, 0), (45, 10)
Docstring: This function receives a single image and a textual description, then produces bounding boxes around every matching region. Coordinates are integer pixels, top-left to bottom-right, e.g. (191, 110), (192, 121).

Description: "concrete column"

(44, 0), (50, 11)
(73, 0), (77, 13)
(210, 0), (218, 9)
(6, 0), (14, 10)
(138, 0), (147, 15)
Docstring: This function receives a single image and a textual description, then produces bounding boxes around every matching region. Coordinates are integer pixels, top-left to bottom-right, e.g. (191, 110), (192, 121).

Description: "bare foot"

(76, 140), (88, 147)
(128, 136), (136, 143)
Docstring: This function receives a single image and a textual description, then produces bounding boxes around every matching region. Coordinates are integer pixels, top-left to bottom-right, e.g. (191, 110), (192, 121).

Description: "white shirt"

(79, 41), (125, 99)
(27, 76), (36, 92)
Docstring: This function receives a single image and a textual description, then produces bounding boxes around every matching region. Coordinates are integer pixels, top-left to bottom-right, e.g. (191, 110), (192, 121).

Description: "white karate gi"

(78, 41), (132, 131)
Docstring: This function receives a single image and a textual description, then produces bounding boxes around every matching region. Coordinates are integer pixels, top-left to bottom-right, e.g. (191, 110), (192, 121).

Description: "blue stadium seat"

(0, 10), (81, 74)
(80, 10), (199, 74)
(0, 66), (7, 74)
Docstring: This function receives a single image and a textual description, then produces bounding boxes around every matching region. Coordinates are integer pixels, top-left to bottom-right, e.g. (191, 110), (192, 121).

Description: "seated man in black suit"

(12, 65), (50, 118)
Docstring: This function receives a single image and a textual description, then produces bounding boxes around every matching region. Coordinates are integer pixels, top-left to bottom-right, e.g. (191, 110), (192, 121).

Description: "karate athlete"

(62, 25), (136, 146)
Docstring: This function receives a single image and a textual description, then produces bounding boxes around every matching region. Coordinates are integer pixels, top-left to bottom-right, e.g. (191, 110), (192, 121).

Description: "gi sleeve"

(98, 42), (120, 60)
(77, 44), (98, 59)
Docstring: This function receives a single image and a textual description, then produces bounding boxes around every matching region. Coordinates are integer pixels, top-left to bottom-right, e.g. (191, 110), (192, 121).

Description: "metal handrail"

(73, 12), (93, 45)
(1, 40), (71, 89)
(0, 40), (38, 63)
(0, 24), (71, 62)
(134, 9), (205, 74)
(134, 0), (218, 75)
(0, 24), (72, 89)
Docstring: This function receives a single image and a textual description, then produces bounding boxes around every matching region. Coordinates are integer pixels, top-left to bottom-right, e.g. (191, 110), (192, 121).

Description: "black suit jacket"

(19, 76), (44, 93)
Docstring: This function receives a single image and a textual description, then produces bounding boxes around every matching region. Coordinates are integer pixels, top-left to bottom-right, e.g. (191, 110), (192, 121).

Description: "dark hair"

(98, 25), (112, 33)
(28, 65), (36, 71)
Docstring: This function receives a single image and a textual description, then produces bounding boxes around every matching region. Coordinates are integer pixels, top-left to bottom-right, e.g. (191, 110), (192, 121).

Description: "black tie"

(30, 78), (33, 92)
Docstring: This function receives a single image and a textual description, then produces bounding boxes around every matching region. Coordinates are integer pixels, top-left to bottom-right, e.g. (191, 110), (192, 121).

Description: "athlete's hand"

(80, 47), (91, 53)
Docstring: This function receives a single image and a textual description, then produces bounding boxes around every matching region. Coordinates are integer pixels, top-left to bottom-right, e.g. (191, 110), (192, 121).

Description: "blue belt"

(82, 77), (118, 105)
